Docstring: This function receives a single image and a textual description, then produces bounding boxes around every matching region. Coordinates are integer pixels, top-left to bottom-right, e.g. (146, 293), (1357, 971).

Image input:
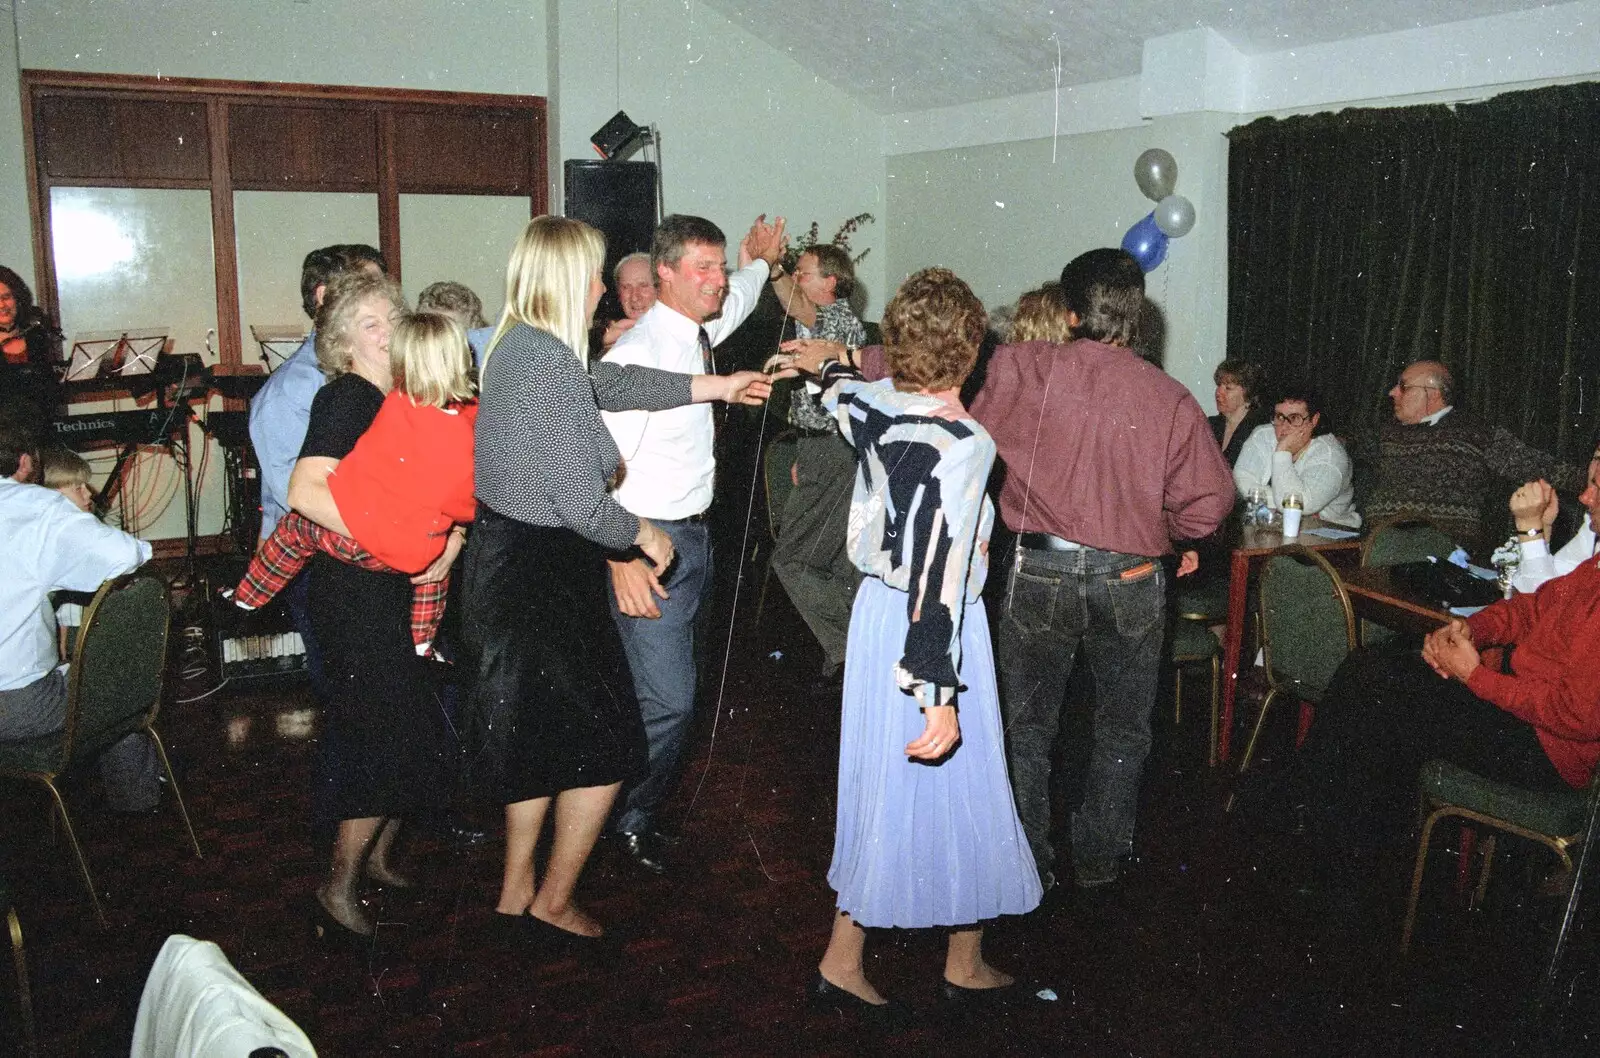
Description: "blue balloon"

(1121, 212), (1169, 272)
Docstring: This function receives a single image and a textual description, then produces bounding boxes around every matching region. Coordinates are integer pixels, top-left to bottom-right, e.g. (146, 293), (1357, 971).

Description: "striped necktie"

(697, 326), (714, 374)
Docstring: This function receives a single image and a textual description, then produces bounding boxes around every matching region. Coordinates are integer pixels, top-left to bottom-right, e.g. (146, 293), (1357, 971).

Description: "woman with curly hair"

(783, 268), (1041, 1025)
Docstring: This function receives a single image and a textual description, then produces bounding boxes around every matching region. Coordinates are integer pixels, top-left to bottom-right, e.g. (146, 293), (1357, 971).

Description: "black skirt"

(306, 553), (446, 821)
(459, 506), (646, 804)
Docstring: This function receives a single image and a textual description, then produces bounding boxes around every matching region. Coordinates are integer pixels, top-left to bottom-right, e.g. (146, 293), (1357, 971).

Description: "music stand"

(63, 329), (170, 380)
(251, 324), (310, 369)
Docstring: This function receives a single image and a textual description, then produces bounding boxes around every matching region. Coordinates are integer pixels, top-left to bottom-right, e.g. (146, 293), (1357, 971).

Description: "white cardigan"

(1233, 424), (1361, 528)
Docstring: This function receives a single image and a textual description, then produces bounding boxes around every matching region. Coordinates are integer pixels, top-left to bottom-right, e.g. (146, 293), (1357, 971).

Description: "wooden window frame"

(21, 69), (547, 375)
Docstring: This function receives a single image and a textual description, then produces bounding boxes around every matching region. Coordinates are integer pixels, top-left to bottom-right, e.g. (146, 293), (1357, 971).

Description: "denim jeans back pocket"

(1105, 561), (1165, 640)
(1005, 566), (1065, 636)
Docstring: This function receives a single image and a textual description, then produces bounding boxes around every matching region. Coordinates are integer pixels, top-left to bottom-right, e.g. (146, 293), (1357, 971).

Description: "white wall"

(882, 1), (1600, 409)
(14, 0), (549, 95)
(886, 112), (1229, 393)
(553, 0), (886, 316)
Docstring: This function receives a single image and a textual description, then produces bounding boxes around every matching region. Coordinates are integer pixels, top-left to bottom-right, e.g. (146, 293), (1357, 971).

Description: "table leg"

(1219, 549), (1251, 764)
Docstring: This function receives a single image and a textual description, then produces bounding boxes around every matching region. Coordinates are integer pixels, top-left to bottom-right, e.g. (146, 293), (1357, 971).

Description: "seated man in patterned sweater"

(1363, 360), (1584, 552)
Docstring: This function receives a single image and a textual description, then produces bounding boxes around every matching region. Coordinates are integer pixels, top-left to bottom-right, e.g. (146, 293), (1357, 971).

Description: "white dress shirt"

(1511, 514), (1596, 595)
(1233, 423), (1361, 528)
(0, 477), (151, 691)
(602, 260), (768, 520)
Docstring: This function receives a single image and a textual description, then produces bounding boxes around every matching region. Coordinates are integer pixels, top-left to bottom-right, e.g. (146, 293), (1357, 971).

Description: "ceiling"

(698, 0), (1553, 113)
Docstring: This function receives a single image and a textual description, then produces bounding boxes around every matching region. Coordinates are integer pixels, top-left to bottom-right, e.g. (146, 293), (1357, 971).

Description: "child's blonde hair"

(39, 445), (91, 490)
(390, 310), (477, 408)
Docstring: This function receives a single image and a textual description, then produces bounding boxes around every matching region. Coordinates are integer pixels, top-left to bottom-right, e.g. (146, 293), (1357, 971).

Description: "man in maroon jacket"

(779, 249), (1234, 894)
(972, 249), (1234, 894)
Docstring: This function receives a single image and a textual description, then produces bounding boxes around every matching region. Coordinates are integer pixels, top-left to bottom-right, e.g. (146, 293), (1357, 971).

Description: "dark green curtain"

(1227, 83), (1600, 461)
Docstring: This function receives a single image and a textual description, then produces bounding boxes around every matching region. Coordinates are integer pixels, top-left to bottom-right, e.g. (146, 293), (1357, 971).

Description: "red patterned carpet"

(1, 558), (1594, 1057)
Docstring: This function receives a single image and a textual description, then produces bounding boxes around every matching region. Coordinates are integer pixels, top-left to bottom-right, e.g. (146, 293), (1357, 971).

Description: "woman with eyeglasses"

(1232, 382), (1361, 528)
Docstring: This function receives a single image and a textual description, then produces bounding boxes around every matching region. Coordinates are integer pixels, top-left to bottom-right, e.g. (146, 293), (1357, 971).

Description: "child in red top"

(235, 311), (477, 655)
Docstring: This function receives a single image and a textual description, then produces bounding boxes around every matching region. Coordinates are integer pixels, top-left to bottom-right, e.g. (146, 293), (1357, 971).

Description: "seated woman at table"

(1209, 358), (1269, 468)
(1233, 383), (1360, 529)
(1505, 436), (1600, 595)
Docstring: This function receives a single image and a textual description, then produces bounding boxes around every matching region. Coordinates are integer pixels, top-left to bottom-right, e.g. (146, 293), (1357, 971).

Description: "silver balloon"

(1134, 148), (1178, 202)
(1154, 194), (1196, 238)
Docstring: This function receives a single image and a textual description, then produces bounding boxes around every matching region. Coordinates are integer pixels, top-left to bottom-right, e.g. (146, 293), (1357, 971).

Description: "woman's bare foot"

(316, 885), (374, 937)
(817, 963), (888, 1006)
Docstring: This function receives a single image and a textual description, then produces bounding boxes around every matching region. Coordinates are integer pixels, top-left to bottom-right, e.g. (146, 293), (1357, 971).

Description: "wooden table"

(1217, 519), (1363, 764)
(1339, 566), (1454, 636)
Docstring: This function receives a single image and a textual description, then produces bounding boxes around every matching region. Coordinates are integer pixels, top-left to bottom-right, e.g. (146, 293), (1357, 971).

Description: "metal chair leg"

(39, 779), (105, 927)
(1402, 807), (1445, 953)
(1208, 655), (1221, 768)
(1235, 687), (1280, 779)
(148, 728), (202, 858)
(1471, 832), (1498, 911)
(8, 905), (37, 1058)
(1173, 668), (1184, 726)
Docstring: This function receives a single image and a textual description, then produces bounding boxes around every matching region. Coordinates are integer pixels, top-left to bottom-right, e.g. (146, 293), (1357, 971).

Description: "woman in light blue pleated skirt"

(782, 267), (1040, 1022)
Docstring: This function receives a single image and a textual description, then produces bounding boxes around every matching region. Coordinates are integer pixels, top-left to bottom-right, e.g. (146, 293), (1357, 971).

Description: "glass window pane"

(50, 186), (218, 365)
(399, 194), (531, 326)
(234, 190), (379, 368)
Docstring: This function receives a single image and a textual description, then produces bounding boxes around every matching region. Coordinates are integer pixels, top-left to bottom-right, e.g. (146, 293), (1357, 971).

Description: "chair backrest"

(61, 573), (171, 762)
(1258, 546), (1357, 702)
(763, 430), (798, 542)
(1362, 516), (1457, 569)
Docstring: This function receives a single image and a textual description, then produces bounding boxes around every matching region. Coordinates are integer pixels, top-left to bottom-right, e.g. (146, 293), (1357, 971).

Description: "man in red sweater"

(972, 249), (1235, 894)
(1266, 553), (1600, 862)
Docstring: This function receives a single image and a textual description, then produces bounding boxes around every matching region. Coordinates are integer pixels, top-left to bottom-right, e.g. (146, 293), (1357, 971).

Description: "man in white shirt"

(1506, 438), (1600, 594)
(0, 416), (158, 810)
(601, 213), (784, 874)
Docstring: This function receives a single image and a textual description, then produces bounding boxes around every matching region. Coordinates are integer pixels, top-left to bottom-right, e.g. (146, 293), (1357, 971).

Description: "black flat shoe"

(503, 912), (620, 964)
(808, 973), (916, 1031)
(310, 898), (374, 949)
(940, 977), (1055, 1012)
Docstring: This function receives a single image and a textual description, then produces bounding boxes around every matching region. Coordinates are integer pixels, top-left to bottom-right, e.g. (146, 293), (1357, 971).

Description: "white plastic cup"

(1282, 506), (1302, 539)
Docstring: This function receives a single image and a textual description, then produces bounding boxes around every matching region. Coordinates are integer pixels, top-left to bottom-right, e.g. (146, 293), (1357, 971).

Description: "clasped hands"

(1422, 617), (1480, 682)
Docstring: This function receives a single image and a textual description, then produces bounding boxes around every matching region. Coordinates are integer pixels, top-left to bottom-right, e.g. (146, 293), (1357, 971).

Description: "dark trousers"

(997, 545), (1167, 886)
(610, 518), (713, 834)
(1286, 644), (1567, 854)
(772, 432), (860, 673)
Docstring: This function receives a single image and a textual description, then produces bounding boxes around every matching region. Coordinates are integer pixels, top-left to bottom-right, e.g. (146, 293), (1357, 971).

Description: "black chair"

(1401, 760), (1595, 952)
(1230, 547), (1358, 792)
(0, 573), (201, 925)
(1359, 516), (1458, 646)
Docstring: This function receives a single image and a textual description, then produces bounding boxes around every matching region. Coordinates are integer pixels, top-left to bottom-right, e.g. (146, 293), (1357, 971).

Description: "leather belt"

(1019, 532), (1083, 552)
(659, 510), (710, 525)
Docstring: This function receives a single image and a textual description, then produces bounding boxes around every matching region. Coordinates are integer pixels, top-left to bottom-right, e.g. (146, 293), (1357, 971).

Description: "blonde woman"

(462, 216), (774, 948)
(287, 273), (462, 942)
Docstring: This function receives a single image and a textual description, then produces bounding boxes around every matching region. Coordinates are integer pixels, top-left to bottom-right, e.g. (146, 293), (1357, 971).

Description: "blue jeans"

(610, 517), (713, 834)
(996, 544), (1166, 886)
